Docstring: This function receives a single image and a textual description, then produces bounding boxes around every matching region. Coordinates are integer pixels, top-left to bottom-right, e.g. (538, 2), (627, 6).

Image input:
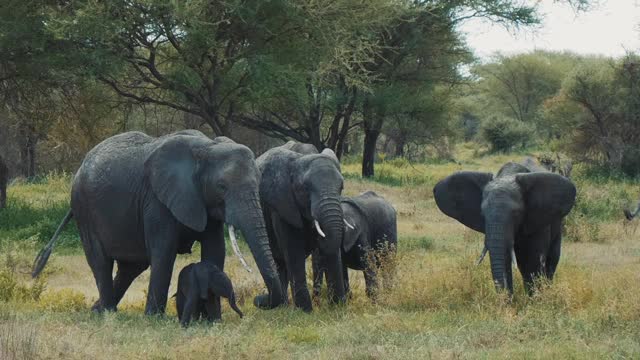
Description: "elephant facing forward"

(254, 142), (346, 312)
(32, 130), (285, 315)
(175, 261), (243, 327)
(434, 161), (577, 295)
(312, 191), (397, 300)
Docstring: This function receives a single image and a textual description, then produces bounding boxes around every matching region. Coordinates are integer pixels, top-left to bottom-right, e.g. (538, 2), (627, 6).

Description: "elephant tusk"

(228, 225), (252, 273)
(475, 246), (488, 266)
(511, 249), (518, 268)
(344, 219), (355, 230)
(314, 220), (326, 238)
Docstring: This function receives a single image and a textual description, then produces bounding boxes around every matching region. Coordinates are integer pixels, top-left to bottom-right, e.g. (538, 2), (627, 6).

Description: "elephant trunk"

(228, 294), (244, 318)
(485, 222), (514, 294)
(227, 192), (285, 309)
(314, 194), (346, 303)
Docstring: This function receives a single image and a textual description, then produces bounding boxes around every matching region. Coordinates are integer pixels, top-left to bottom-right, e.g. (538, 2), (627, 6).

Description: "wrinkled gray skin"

(254, 141), (346, 312)
(312, 191), (397, 300)
(434, 161), (577, 295)
(175, 261), (243, 327)
(32, 130), (285, 315)
(0, 155), (7, 209)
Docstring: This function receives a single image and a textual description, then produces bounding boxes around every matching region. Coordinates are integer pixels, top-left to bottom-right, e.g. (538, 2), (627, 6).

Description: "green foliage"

(544, 53), (640, 176)
(480, 116), (534, 152)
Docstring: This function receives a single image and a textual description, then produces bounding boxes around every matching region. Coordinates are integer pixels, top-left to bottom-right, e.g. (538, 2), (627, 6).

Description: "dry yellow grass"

(1, 149), (640, 359)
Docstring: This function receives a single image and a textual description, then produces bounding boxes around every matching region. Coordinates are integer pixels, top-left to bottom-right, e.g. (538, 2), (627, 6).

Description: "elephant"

(312, 191), (397, 300)
(0, 155), (7, 209)
(174, 261), (243, 327)
(433, 161), (577, 295)
(624, 202), (640, 220)
(32, 130), (285, 315)
(253, 141), (346, 312)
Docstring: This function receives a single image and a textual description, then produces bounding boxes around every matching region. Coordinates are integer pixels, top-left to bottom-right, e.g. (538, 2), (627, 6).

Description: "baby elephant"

(312, 191), (398, 300)
(175, 261), (243, 327)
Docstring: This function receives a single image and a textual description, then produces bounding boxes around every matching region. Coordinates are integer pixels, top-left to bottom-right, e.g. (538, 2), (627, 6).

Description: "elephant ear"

(321, 148), (340, 165)
(342, 216), (361, 252)
(259, 153), (304, 228)
(207, 268), (233, 300)
(145, 136), (207, 232)
(433, 171), (493, 233)
(516, 172), (577, 233)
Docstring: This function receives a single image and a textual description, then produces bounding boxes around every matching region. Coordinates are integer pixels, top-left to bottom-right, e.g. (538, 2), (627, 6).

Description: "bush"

(480, 116), (534, 153)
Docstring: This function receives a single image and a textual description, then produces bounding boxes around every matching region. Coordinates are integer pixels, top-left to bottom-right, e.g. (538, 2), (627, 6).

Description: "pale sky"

(459, 0), (640, 59)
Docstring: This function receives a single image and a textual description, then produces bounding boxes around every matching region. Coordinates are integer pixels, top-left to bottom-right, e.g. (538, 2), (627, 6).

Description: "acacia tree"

(51, 0), (313, 136)
(544, 54), (640, 174)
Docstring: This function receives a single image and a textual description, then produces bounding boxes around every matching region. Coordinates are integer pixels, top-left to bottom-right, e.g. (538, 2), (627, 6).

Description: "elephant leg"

(201, 221), (225, 321)
(81, 230), (116, 312)
(342, 263), (351, 297)
(91, 261), (149, 312)
(311, 249), (326, 298)
(364, 265), (378, 301)
(273, 221), (312, 312)
(180, 295), (197, 327)
(176, 291), (185, 321)
(545, 222), (563, 280)
(144, 218), (179, 315)
(204, 298), (217, 323)
(287, 240), (312, 312)
(515, 229), (550, 295)
(0, 184), (6, 208)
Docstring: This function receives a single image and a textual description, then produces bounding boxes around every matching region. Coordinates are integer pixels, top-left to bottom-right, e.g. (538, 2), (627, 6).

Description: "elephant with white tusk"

(434, 161), (577, 295)
(31, 130), (286, 316)
(253, 141), (347, 312)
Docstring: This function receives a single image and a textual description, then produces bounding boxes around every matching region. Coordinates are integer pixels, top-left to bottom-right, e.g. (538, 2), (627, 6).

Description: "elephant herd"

(29, 130), (580, 326)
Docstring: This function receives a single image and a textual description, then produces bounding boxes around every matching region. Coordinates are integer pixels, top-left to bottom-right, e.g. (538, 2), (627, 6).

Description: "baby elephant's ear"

(433, 171), (493, 233)
(516, 172), (577, 233)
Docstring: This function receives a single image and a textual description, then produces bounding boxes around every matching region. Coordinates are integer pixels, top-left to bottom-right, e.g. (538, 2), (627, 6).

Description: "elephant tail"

(32, 210), (73, 278)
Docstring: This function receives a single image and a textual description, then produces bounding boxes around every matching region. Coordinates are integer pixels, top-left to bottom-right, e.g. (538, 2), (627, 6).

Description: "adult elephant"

(312, 191), (397, 300)
(433, 161), (577, 294)
(32, 130), (285, 315)
(254, 141), (346, 312)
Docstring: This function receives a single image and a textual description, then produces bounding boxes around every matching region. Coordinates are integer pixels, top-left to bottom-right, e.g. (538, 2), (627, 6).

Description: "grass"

(0, 146), (639, 359)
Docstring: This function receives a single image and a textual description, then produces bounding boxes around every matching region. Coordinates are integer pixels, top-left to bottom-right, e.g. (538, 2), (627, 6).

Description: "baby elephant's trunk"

(228, 295), (243, 318)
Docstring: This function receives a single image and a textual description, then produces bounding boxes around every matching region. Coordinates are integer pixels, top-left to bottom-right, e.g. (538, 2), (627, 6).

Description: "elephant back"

(344, 191), (397, 246)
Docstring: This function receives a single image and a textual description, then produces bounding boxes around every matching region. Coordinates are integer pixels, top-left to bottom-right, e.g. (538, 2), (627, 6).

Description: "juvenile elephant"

(254, 142), (346, 312)
(434, 161), (577, 294)
(175, 261), (243, 327)
(32, 130), (285, 315)
(312, 191), (397, 300)
(0, 155), (7, 209)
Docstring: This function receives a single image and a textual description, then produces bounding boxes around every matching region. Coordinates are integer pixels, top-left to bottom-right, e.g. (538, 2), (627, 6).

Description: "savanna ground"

(1, 143), (640, 359)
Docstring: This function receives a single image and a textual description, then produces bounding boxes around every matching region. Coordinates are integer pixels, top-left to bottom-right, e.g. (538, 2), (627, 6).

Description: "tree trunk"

(18, 123), (37, 178)
(362, 129), (379, 178)
(394, 138), (405, 158)
(361, 96), (383, 178)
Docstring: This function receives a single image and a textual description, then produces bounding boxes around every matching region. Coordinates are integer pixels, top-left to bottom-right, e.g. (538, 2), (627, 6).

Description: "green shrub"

(480, 116), (534, 153)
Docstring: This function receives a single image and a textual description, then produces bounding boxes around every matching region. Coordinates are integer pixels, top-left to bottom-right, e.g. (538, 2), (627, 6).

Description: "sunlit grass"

(1, 149), (639, 358)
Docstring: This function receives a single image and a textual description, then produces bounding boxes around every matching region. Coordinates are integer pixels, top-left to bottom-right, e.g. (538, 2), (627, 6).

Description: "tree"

(543, 53), (640, 175)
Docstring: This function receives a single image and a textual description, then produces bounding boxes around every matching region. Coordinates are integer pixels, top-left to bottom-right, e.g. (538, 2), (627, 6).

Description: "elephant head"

(433, 165), (576, 293)
(260, 147), (346, 301)
(193, 262), (243, 319)
(145, 134), (285, 308)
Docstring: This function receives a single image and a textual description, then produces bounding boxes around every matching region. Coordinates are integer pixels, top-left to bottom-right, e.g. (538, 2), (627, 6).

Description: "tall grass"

(0, 152), (639, 358)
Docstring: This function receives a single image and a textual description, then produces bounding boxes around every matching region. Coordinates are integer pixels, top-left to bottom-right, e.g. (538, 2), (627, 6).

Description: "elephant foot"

(91, 300), (117, 313)
(253, 293), (288, 310)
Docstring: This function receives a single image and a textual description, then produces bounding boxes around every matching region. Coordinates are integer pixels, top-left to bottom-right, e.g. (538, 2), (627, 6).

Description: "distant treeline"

(5, 0), (637, 180)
